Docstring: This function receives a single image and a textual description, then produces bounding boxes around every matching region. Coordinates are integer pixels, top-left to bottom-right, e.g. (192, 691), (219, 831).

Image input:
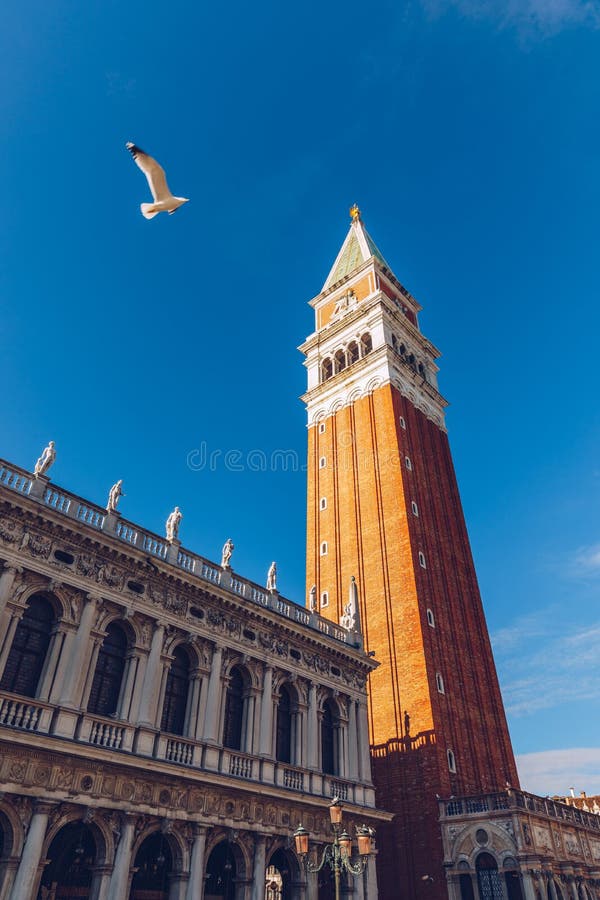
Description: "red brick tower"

(300, 207), (519, 900)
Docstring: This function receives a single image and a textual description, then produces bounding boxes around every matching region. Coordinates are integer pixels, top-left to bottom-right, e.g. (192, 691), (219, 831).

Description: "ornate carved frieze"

(0, 505), (372, 693)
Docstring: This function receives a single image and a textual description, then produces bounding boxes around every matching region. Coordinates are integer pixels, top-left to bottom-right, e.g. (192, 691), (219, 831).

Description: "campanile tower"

(300, 207), (519, 900)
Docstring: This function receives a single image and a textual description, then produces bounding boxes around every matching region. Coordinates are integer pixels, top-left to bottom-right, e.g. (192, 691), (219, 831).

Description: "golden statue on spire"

(350, 204), (361, 222)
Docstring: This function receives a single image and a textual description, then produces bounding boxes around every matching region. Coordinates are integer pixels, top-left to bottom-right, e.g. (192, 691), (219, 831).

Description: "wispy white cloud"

(570, 542), (600, 575)
(492, 611), (600, 716)
(517, 747), (600, 796)
(421, 0), (600, 35)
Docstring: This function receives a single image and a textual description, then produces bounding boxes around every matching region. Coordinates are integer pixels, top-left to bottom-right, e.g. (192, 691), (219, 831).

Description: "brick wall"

(306, 382), (519, 900)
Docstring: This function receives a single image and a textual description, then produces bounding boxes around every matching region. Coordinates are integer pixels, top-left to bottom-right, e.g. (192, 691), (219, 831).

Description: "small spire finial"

(349, 203), (361, 222)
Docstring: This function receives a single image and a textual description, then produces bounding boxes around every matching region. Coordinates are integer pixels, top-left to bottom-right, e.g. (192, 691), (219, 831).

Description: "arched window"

(334, 349), (346, 374)
(276, 684), (293, 763)
(223, 666), (245, 751)
(321, 698), (338, 775)
(476, 853), (504, 900)
(459, 873), (475, 900)
(321, 358), (333, 382)
(87, 623), (128, 718)
(347, 341), (359, 365)
(447, 748), (456, 773)
(360, 333), (372, 356)
(0, 594), (54, 698)
(160, 646), (190, 736)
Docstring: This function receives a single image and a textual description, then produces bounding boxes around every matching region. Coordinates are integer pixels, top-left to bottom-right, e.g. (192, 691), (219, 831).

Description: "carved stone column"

(307, 682), (318, 770)
(366, 853), (378, 900)
(357, 698), (372, 784)
(251, 835), (267, 900)
(58, 594), (99, 705)
(347, 698), (359, 781)
(202, 645), (223, 743)
(52, 594), (100, 737)
(521, 872), (538, 900)
(106, 814), (135, 900)
(186, 824), (208, 900)
(295, 699), (307, 768)
(259, 665), (274, 756)
(137, 622), (165, 726)
(186, 669), (205, 740)
(0, 565), (19, 618)
(9, 800), (55, 900)
(0, 607), (24, 683)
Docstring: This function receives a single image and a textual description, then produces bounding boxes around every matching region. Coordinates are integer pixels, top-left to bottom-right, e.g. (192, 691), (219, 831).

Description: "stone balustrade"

(0, 457), (354, 647)
(441, 789), (600, 832)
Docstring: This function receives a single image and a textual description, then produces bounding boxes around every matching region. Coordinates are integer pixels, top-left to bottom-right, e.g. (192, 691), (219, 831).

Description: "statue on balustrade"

(166, 506), (183, 541)
(221, 537), (234, 568)
(106, 479), (124, 513)
(309, 584), (317, 612)
(266, 561), (277, 592)
(33, 440), (56, 477)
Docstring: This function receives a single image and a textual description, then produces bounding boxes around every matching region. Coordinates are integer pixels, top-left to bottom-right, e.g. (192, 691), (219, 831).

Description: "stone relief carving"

(22, 531), (52, 559)
(259, 632), (288, 657)
(302, 651), (329, 675)
(77, 552), (104, 580)
(0, 515), (24, 543)
(13, 796), (33, 830)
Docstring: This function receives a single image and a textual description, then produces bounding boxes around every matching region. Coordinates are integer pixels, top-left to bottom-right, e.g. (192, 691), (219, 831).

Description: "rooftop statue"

(34, 441), (56, 477)
(221, 538), (234, 568)
(266, 561), (277, 592)
(107, 479), (124, 513)
(166, 506), (182, 542)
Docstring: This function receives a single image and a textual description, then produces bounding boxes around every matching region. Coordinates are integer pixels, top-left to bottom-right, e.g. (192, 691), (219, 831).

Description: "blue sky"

(1, 0), (599, 795)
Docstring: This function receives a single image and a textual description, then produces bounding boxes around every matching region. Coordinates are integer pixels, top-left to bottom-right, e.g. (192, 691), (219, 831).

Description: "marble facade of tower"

(300, 207), (520, 900)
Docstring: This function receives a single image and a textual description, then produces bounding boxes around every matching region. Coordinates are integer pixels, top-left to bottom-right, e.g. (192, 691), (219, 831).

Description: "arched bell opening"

(129, 832), (173, 900)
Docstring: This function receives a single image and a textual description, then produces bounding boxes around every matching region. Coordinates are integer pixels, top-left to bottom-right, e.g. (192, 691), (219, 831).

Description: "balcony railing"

(441, 789), (600, 832)
(0, 694), (53, 733)
(0, 690), (373, 808)
(0, 456), (354, 646)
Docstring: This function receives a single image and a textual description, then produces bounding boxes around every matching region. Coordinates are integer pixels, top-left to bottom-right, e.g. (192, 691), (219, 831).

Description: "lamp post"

(293, 799), (374, 900)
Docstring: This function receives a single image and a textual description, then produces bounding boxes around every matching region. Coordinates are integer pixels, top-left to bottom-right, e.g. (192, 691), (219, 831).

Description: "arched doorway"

(130, 832), (173, 899)
(266, 847), (297, 900)
(476, 852), (504, 900)
(39, 822), (97, 898)
(503, 857), (524, 900)
(205, 841), (237, 900)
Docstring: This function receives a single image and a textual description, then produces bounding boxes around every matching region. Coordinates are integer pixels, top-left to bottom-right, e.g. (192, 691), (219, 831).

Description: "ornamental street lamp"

(293, 799), (374, 900)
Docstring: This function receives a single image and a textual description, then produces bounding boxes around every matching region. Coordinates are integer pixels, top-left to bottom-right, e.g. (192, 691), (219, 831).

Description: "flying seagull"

(126, 142), (189, 219)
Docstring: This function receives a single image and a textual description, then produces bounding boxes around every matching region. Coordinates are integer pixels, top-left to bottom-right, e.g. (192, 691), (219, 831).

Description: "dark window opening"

(160, 646), (190, 736)
(0, 594), (54, 698)
(321, 699), (337, 775)
(87, 623), (127, 717)
(276, 684), (292, 764)
(223, 666), (244, 750)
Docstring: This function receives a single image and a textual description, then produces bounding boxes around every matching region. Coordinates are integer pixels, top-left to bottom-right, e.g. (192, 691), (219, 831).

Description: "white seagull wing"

(126, 142), (172, 201)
